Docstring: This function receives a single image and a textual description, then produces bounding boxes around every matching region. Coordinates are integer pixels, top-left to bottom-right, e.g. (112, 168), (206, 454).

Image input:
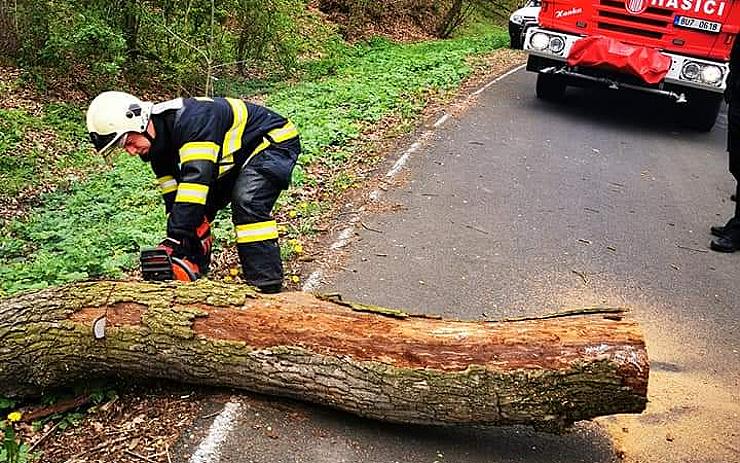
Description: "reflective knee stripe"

(224, 98), (248, 157)
(219, 164), (235, 177)
(175, 182), (209, 205)
(235, 220), (279, 243)
(194, 96), (213, 102)
(157, 175), (178, 194)
(180, 141), (219, 164)
(247, 138), (271, 163)
(268, 121), (298, 143)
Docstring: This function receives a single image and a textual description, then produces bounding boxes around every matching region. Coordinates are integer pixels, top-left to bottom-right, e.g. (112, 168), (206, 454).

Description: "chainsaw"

(139, 218), (212, 282)
(140, 247), (202, 282)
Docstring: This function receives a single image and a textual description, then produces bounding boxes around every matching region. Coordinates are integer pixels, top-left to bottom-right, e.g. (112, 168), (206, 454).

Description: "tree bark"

(0, 280), (648, 430)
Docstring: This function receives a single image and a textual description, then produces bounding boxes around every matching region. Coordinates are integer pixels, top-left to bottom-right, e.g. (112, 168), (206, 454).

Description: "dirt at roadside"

(598, 319), (740, 463)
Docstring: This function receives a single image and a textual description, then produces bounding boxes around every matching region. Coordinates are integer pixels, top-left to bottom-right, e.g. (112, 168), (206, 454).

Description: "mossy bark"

(0, 280), (648, 430)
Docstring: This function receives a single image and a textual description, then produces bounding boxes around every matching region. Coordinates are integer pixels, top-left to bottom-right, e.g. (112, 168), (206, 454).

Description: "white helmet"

(86, 91), (154, 155)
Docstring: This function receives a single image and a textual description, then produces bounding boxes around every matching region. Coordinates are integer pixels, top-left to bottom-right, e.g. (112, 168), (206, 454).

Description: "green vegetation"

(0, 397), (35, 463)
(0, 28), (508, 295)
(0, 390), (118, 463)
(2, 1), (515, 93)
(0, 104), (92, 198)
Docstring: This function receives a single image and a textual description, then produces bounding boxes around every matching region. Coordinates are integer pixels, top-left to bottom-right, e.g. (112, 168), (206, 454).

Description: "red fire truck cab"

(523, 0), (739, 131)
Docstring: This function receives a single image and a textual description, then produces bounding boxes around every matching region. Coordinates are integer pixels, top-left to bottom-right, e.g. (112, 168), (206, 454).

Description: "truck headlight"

(681, 62), (701, 81)
(511, 14), (524, 25)
(700, 65), (723, 85)
(530, 32), (550, 51)
(549, 36), (565, 54)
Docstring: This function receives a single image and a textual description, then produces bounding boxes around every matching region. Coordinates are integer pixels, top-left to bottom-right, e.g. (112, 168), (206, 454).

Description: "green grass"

(0, 103), (94, 198)
(0, 155), (164, 294)
(0, 28), (508, 296)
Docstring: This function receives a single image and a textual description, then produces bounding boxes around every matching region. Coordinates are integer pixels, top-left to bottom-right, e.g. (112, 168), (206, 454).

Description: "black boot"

(711, 184), (740, 236)
(236, 240), (284, 291)
(258, 283), (283, 294)
(710, 195), (740, 252)
(710, 224), (740, 252)
(711, 217), (738, 237)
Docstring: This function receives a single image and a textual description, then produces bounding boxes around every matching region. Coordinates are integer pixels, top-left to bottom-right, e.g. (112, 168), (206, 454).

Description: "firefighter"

(711, 37), (740, 252)
(86, 91), (300, 292)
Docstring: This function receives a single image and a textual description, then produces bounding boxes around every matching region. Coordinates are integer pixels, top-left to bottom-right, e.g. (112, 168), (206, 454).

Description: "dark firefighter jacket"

(729, 38), (740, 159)
(145, 97), (298, 241)
(728, 36), (740, 104)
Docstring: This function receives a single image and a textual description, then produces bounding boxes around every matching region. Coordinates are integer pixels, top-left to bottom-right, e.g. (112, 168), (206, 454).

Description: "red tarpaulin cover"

(567, 36), (672, 85)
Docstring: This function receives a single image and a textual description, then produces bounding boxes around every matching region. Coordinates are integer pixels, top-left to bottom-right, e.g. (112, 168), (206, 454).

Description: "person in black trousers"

(86, 91), (300, 291)
(711, 38), (740, 252)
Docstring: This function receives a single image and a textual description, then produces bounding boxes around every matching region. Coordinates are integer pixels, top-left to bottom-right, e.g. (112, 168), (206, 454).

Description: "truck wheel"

(681, 91), (723, 132)
(536, 73), (566, 101)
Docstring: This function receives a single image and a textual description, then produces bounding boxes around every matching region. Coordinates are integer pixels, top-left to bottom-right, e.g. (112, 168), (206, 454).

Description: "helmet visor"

(89, 131), (123, 155)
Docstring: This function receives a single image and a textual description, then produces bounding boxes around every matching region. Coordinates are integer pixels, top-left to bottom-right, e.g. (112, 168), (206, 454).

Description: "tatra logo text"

(556, 7), (583, 17)
(649, 0), (727, 17)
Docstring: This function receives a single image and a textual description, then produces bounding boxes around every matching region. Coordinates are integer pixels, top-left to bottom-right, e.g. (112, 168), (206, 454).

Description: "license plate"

(674, 16), (722, 33)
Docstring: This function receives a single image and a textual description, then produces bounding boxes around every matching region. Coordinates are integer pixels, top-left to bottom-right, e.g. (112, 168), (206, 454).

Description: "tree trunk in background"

(437, 0), (476, 38)
(0, 0), (19, 57)
(0, 280), (649, 431)
(122, 0), (139, 60)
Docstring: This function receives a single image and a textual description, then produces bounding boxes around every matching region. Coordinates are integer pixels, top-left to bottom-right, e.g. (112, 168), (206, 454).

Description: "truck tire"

(681, 90), (723, 132)
(536, 73), (566, 102)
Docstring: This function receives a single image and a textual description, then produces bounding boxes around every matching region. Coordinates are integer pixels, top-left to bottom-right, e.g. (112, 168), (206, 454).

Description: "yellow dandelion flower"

(7, 412), (21, 422)
(229, 268), (240, 277)
(290, 275), (300, 284)
(294, 244), (303, 254)
(288, 210), (298, 218)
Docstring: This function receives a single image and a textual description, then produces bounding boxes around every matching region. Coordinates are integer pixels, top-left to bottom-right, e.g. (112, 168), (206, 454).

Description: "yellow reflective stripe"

(224, 98), (248, 157)
(175, 182), (209, 205)
(268, 121), (298, 143)
(180, 141), (219, 164)
(247, 138), (271, 163)
(157, 176), (178, 195)
(235, 220), (279, 243)
(221, 151), (234, 164)
(219, 164), (234, 177)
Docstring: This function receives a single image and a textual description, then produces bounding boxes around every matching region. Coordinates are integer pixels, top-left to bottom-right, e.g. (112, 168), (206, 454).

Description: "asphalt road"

(177, 68), (740, 463)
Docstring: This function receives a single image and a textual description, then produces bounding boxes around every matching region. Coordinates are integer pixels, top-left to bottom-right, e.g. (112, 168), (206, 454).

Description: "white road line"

(471, 64), (526, 97)
(385, 141), (423, 179)
(433, 114), (451, 128)
(189, 401), (241, 463)
(194, 63), (524, 462)
(301, 64), (524, 293)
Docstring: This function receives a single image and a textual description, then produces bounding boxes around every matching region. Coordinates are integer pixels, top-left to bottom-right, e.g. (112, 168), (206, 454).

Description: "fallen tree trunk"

(0, 280), (648, 430)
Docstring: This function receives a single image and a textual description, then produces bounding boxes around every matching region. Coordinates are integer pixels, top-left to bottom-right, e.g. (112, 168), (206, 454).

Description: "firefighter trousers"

(228, 137), (300, 289)
(728, 99), (740, 182)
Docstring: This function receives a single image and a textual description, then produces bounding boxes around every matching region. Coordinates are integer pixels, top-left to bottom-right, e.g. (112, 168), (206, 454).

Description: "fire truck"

(523, 0), (739, 131)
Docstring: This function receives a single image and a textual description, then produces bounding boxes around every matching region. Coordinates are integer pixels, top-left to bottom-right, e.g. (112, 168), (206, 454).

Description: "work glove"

(157, 237), (189, 257)
(195, 217), (213, 257)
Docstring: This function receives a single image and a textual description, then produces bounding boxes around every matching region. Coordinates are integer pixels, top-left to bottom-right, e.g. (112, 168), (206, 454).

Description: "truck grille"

(596, 0), (674, 40)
